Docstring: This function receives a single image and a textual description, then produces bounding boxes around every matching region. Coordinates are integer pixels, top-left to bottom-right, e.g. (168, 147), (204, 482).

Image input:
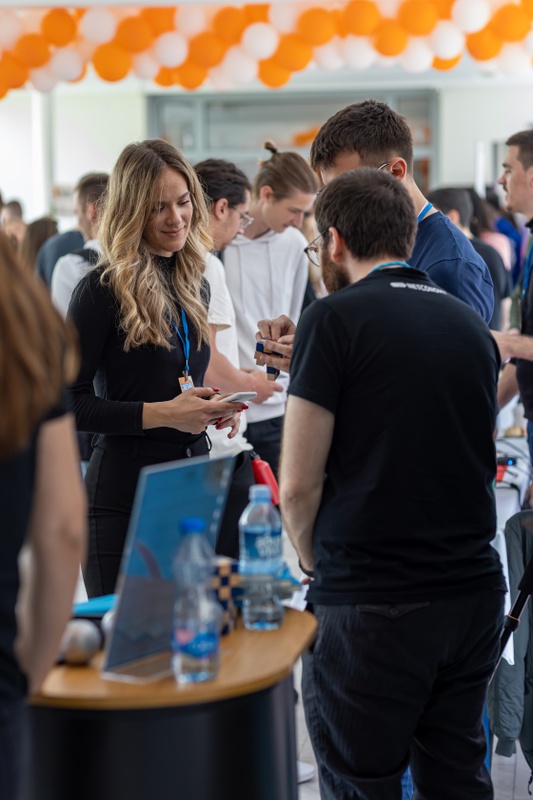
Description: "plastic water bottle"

(238, 485), (284, 631)
(172, 517), (222, 684)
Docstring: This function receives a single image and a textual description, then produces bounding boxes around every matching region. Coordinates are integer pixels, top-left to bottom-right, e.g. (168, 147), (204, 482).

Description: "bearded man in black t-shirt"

(280, 169), (505, 800)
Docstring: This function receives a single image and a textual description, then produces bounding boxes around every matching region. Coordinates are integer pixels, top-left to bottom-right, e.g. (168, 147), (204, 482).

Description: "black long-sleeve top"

(67, 258), (210, 445)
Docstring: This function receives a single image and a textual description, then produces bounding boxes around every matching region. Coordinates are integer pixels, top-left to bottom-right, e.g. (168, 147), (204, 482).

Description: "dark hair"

(426, 187), (473, 229)
(315, 169), (416, 261)
(253, 140), (318, 200)
(506, 129), (533, 170)
(194, 158), (251, 208)
(4, 199), (23, 218)
(310, 99), (414, 174)
(75, 172), (109, 209)
(19, 216), (58, 272)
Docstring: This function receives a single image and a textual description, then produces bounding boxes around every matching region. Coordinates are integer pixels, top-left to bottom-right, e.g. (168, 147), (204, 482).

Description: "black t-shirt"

(516, 223), (533, 418)
(470, 237), (511, 331)
(0, 399), (67, 703)
(68, 259), (210, 445)
(288, 267), (505, 604)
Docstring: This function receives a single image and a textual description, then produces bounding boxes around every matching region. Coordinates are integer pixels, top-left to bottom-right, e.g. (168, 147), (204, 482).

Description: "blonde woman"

(68, 140), (245, 598)
(0, 231), (85, 798)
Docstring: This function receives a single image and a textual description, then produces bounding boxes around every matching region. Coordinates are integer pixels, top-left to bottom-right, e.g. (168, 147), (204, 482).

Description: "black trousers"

(245, 416), (284, 478)
(215, 450), (255, 560)
(0, 699), (28, 800)
(302, 589), (505, 800)
(83, 434), (208, 598)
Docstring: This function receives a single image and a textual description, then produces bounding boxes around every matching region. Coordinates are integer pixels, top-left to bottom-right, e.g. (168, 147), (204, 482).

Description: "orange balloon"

(73, 9), (87, 20)
(154, 67), (176, 87)
(14, 33), (50, 69)
(332, 8), (348, 38)
(189, 33), (227, 69)
(297, 8), (337, 46)
(115, 16), (154, 54)
(521, 0), (533, 20)
(41, 9), (77, 47)
(490, 4), (530, 43)
(258, 57), (291, 88)
(175, 59), (207, 90)
(212, 7), (248, 44)
(140, 8), (176, 36)
(93, 43), (132, 82)
(373, 19), (409, 57)
(342, 1), (381, 36)
(0, 84), (8, 100)
(466, 26), (503, 60)
(433, 54), (462, 70)
(244, 4), (270, 24)
(273, 34), (313, 71)
(398, 1), (439, 36)
(0, 53), (28, 89)
(433, 0), (454, 19)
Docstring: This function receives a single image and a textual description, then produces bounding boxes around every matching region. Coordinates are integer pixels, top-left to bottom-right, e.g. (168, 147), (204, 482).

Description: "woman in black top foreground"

(0, 231), (86, 798)
(68, 140), (244, 598)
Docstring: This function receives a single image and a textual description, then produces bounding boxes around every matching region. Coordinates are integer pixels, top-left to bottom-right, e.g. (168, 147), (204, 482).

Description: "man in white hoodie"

(224, 141), (317, 475)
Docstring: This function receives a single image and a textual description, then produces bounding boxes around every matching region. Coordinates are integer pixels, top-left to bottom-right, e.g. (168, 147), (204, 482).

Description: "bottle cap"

(249, 484), (271, 501)
(180, 517), (206, 535)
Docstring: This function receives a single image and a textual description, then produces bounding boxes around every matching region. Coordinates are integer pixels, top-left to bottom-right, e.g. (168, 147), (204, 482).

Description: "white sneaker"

(297, 761), (316, 784)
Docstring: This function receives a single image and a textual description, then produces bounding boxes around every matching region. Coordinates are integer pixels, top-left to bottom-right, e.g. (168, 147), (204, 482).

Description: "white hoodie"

(224, 226), (309, 424)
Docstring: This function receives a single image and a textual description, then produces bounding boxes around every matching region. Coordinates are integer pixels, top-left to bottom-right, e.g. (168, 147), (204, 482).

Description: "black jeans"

(302, 590), (505, 800)
(246, 416), (284, 478)
(0, 699), (28, 800)
(83, 434), (208, 598)
(215, 450), (255, 560)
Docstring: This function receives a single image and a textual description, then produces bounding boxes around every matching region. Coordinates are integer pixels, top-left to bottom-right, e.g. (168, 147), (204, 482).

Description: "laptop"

(101, 454), (234, 682)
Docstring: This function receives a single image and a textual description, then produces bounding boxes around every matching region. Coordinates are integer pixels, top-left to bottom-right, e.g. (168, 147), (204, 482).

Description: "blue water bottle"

(172, 517), (222, 684)
(238, 485), (284, 630)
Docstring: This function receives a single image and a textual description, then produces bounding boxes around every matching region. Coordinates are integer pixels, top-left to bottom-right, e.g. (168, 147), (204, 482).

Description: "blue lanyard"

(370, 260), (413, 273)
(417, 202), (433, 223)
(522, 246), (533, 300)
(169, 308), (190, 376)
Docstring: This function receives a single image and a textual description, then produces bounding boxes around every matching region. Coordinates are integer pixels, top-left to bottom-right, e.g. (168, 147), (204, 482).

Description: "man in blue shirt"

(309, 99), (494, 324)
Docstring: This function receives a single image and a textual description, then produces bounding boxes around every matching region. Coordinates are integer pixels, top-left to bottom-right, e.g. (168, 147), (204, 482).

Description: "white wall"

(0, 86), (147, 221)
(437, 83), (533, 190)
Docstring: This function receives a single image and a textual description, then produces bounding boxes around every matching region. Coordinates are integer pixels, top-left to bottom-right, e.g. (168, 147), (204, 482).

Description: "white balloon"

(29, 67), (57, 93)
(498, 44), (532, 77)
(0, 10), (23, 48)
(376, 0), (401, 15)
(525, 30), (533, 56)
(452, 0), (491, 33)
(174, 6), (208, 38)
(208, 65), (235, 90)
(242, 23), (279, 60)
(21, 10), (42, 34)
(133, 52), (160, 80)
(75, 39), (97, 63)
(50, 48), (84, 81)
(268, 4), (300, 34)
(153, 32), (188, 68)
(375, 54), (398, 68)
(79, 9), (117, 45)
(429, 21), (465, 60)
(400, 38), (434, 73)
(220, 46), (258, 85)
(338, 35), (376, 69)
(314, 39), (344, 71)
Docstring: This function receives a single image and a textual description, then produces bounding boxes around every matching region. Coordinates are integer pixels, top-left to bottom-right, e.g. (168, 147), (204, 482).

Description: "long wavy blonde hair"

(97, 139), (212, 351)
(0, 231), (77, 457)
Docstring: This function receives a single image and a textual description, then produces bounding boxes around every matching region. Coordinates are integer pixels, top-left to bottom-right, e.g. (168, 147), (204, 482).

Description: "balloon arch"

(1, 1), (533, 97)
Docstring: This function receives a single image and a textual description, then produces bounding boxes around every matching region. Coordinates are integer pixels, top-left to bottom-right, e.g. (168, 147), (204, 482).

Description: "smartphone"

(223, 391), (257, 403)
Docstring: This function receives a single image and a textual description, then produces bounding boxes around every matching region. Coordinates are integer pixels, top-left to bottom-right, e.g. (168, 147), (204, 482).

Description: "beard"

(321, 251), (350, 294)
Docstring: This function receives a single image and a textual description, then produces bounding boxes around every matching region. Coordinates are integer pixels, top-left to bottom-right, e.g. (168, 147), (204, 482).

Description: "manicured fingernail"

(242, 404), (249, 410)
(212, 387), (220, 392)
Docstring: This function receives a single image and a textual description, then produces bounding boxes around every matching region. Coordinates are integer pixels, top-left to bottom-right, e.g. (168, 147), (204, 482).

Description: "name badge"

(179, 375), (194, 392)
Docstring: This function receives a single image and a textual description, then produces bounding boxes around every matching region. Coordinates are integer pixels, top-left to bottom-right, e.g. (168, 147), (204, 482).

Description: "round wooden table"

(27, 609), (316, 800)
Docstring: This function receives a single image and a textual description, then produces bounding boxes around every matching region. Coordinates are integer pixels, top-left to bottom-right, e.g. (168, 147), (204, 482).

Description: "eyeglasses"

(236, 209), (254, 230)
(304, 233), (323, 267)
